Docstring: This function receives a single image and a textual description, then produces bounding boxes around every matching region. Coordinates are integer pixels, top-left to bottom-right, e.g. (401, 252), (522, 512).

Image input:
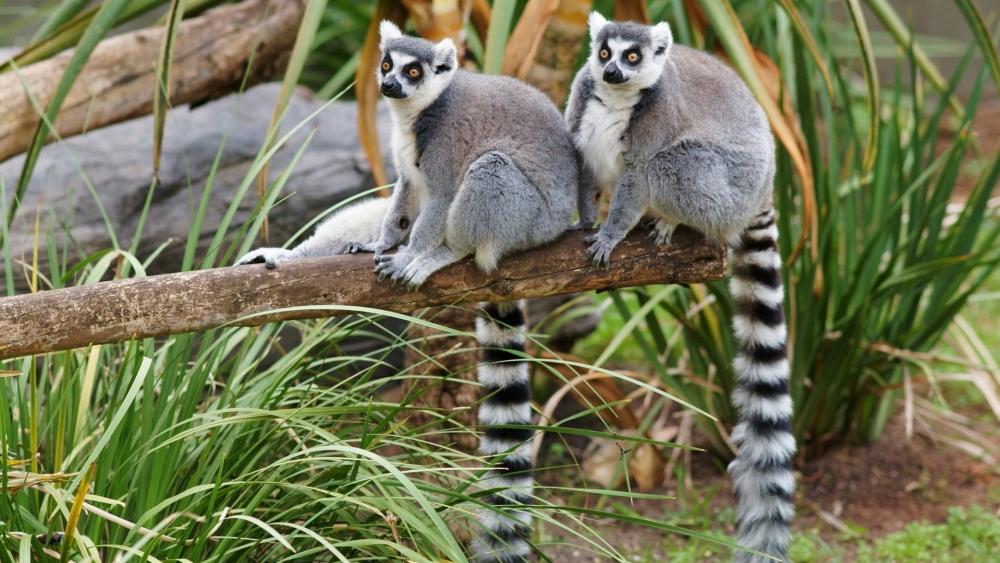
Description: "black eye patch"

(402, 62), (423, 82)
(598, 42), (611, 60)
(380, 55), (393, 73)
(622, 49), (642, 65)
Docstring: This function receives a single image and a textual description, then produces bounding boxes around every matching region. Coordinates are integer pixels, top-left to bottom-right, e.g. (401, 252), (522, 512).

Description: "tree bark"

(0, 227), (726, 360)
(0, 0), (304, 164)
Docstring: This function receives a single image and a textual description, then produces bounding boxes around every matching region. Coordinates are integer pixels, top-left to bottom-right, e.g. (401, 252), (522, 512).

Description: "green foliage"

(858, 506), (1000, 562)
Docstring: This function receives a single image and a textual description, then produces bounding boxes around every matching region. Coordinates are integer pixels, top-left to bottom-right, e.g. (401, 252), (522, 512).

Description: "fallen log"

(0, 227), (726, 360)
(0, 0), (304, 163)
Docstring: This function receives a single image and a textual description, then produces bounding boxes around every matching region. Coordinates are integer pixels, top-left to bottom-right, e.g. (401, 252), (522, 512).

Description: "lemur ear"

(588, 12), (609, 43)
(433, 38), (457, 74)
(379, 20), (403, 48)
(651, 22), (673, 56)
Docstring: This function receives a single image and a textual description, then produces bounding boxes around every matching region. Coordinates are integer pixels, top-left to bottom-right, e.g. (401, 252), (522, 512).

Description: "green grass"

(605, 495), (1000, 563)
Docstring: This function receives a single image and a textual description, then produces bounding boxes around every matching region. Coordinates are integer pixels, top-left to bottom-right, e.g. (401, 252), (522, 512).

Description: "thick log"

(0, 0), (304, 163)
(0, 227), (726, 360)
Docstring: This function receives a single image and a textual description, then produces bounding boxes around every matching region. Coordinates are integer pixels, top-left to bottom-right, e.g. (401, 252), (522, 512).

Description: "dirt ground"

(539, 413), (1000, 561)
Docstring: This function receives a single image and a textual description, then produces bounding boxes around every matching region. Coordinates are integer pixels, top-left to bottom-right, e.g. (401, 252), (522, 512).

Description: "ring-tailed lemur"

(356, 22), (578, 562)
(240, 21), (578, 562)
(235, 197), (391, 268)
(566, 13), (794, 562)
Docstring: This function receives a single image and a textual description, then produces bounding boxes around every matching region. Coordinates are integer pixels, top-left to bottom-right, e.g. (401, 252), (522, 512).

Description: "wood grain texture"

(0, 227), (726, 360)
(0, 0), (304, 163)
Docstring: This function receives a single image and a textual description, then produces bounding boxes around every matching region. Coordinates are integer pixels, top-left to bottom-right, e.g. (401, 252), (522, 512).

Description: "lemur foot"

(395, 257), (437, 289)
(649, 220), (677, 246)
(585, 233), (618, 269)
(346, 242), (371, 254)
(234, 247), (296, 270)
(373, 252), (415, 284)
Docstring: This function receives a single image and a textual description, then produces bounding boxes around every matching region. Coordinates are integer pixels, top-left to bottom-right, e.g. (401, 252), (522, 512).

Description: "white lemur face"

(587, 12), (673, 91)
(378, 21), (457, 111)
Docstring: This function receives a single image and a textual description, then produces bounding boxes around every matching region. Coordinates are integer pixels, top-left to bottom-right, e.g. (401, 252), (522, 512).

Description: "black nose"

(380, 77), (405, 98)
(603, 64), (626, 84)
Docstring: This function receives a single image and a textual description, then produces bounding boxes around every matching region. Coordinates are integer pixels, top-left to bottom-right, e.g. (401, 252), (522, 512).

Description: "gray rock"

(3, 83), (394, 279)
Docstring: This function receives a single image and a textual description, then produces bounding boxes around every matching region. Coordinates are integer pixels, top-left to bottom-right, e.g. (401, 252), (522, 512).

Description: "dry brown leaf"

(468, 0), (491, 45)
(515, 0), (592, 105)
(582, 432), (665, 491)
(536, 350), (637, 428)
(356, 0), (408, 194)
(4, 470), (70, 493)
(613, 1), (650, 24)
(501, 0), (561, 77)
(582, 437), (626, 488)
(403, 0), (466, 45)
(683, 0), (708, 40)
(629, 441), (666, 491)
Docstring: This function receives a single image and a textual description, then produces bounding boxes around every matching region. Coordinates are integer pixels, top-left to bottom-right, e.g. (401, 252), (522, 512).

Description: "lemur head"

(377, 21), (457, 110)
(587, 13), (673, 90)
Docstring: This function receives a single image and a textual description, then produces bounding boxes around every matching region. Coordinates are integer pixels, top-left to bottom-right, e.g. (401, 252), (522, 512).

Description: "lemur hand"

(584, 231), (618, 269)
(346, 241), (391, 264)
(234, 247), (296, 270)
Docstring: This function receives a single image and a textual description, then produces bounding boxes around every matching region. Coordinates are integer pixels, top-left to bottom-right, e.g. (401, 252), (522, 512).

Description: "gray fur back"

(414, 71), (577, 222)
(632, 45), (775, 214)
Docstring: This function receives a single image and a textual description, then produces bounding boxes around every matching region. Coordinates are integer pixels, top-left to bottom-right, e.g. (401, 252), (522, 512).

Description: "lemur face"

(587, 12), (673, 91)
(378, 21), (457, 108)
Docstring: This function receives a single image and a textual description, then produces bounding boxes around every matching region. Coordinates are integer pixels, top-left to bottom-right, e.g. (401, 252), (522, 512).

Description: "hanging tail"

(727, 208), (795, 562)
(471, 301), (534, 563)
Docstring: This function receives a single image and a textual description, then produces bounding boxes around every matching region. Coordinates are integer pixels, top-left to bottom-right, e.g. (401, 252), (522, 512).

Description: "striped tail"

(727, 208), (796, 562)
(471, 301), (534, 563)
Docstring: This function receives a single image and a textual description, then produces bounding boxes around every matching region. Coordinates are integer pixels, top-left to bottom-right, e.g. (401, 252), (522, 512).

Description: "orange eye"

(381, 61), (391, 71)
(408, 67), (421, 78)
(599, 49), (610, 59)
(627, 52), (640, 63)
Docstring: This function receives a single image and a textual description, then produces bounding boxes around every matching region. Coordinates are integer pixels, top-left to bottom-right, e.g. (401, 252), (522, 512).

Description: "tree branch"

(0, 227), (726, 360)
(0, 0), (304, 164)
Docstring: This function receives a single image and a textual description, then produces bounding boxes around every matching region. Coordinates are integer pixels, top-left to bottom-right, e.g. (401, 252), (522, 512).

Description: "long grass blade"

(59, 463), (95, 563)
(955, 0), (1000, 93)
(31, 0), (91, 43)
(482, 0), (516, 74)
(843, 0), (879, 172)
(152, 0), (187, 179)
(255, 0), (329, 244)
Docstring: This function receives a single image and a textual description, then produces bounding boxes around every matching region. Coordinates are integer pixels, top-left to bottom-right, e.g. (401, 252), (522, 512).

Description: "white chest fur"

(577, 88), (641, 190)
(390, 119), (429, 203)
